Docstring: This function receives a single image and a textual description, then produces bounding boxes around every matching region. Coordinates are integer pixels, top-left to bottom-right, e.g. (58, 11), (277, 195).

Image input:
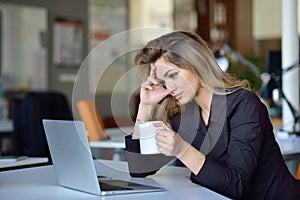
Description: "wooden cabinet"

(195, 0), (252, 54)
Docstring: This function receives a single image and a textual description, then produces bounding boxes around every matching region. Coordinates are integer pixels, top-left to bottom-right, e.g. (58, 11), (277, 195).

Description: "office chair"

(77, 100), (128, 161)
(77, 100), (108, 142)
(13, 91), (73, 163)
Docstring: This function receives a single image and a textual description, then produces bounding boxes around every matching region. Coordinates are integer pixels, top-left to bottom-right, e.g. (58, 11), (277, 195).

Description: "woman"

(125, 31), (300, 199)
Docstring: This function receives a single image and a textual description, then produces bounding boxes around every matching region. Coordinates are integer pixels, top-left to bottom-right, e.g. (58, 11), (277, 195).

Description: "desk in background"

(0, 157), (49, 171)
(276, 133), (300, 161)
(89, 126), (132, 149)
(275, 132), (300, 176)
(0, 159), (229, 200)
(89, 126), (132, 160)
(90, 140), (125, 149)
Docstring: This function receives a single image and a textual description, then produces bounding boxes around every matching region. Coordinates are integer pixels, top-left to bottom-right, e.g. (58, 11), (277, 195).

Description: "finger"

(156, 144), (172, 156)
(147, 76), (159, 85)
(156, 140), (172, 153)
(155, 132), (169, 144)
(163, 123), (172, 131)
(153, 122), (172, 131)
(142, 76), (159, 88)
(144, 85), (154, 90)
(156, 131), (175, 146)
(161, 88), (172, 96)
(156, 140), (168, 148)
(141, 82), (153, 90)
(141, 77), (159, 88)
(150, 64), (157, 79)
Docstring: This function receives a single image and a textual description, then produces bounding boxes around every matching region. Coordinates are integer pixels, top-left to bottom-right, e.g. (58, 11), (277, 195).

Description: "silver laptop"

(42, 119), (165, 196)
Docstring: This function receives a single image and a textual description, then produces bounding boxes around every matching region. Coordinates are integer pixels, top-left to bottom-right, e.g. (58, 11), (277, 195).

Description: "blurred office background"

(0, 0), (286, 122)
(0, 0), (299, 173)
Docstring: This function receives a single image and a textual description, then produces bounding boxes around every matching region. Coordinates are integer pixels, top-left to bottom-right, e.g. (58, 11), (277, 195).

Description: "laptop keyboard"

(99, 181), (133, 191)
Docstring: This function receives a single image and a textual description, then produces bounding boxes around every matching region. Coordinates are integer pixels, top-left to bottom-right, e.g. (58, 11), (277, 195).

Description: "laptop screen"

(42, 119), (165, 196)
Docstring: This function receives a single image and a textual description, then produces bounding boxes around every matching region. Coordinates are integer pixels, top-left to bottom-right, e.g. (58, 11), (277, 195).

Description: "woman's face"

(155, 57), (200, 105)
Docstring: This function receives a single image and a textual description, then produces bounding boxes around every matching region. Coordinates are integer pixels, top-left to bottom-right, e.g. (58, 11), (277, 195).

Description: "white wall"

(129, 0), (173, 45)
(130, 0), (173, 29)
(253, 0), (282, 39)
(253, 0), (300, 40)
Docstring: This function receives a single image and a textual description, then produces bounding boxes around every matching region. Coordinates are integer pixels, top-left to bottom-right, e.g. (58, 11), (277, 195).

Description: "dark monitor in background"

(260, 50), (282, 100)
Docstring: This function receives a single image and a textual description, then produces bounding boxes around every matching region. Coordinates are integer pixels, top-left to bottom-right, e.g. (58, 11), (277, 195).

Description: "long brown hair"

(135, 31), (249, 122)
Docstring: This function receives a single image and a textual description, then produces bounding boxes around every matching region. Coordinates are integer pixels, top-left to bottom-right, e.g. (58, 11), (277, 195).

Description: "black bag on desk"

(13, 91), (73, 163)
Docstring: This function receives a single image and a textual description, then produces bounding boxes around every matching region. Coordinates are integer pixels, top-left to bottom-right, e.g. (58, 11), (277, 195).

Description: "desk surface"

(0, 159), (229, 200)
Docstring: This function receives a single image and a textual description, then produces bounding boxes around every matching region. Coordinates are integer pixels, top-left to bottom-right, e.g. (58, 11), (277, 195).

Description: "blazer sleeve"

(190, 93), (267, 199)
(125, 135), (174, 177)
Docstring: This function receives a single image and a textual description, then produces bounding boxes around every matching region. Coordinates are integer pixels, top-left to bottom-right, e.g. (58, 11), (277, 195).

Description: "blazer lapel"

(200, 94), (227, 155)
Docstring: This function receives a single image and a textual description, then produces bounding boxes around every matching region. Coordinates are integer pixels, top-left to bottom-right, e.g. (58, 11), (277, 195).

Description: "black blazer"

(125, 89), (300, 199)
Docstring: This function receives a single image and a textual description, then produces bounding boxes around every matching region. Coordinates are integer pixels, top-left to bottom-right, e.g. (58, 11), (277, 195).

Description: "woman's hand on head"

(154, 121), (190, 158)
(140, 64), (170, 106)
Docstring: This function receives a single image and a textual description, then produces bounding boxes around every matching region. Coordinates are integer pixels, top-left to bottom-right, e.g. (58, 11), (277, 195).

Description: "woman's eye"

(169, 72), (178, 79)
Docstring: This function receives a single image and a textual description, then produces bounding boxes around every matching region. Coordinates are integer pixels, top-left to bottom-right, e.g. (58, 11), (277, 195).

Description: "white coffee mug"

(138, 121), (164, 154)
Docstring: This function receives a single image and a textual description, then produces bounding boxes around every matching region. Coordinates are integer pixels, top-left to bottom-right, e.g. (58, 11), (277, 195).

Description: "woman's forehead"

(155, 59), (179, 76)
(155, 58), (179, 69)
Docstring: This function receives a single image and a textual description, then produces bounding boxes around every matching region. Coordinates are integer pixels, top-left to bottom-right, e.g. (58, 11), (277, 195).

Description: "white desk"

(276, 134), (300, 161)
(0, 159), (229, 200)
(0, 157), (49, 169)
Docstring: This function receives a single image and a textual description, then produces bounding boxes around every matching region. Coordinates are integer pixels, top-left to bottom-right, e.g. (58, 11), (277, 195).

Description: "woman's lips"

(173, 92), (182, 100)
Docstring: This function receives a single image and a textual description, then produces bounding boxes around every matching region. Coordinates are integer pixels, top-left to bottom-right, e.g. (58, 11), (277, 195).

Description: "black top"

(125, 89), (300, 199)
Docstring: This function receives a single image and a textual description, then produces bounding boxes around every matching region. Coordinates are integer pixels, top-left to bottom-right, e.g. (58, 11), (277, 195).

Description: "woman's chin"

(177, 98), (189, 106)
